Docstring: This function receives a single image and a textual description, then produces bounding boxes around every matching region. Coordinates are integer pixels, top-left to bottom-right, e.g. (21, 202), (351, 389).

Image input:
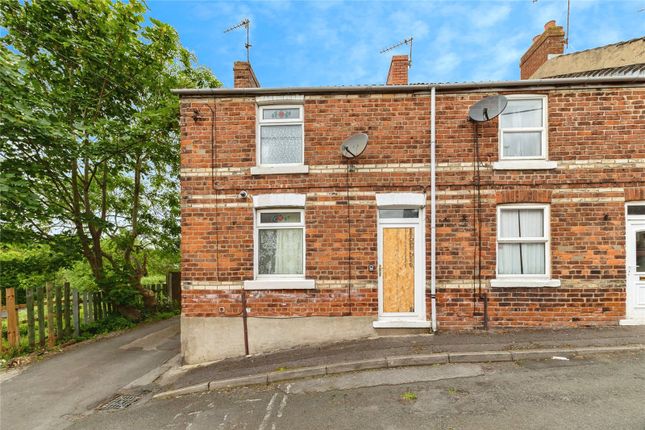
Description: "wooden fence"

(0, 280), (175, 352)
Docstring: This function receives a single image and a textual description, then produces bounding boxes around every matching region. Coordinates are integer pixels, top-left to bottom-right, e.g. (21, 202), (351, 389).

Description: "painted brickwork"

(179, 84), (645, 330)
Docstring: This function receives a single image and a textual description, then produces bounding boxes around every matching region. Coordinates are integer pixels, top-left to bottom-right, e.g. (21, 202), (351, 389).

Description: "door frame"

(373, 205), (428, 328)
(623, 202), (645, 325)
(620, 202), (645, 325)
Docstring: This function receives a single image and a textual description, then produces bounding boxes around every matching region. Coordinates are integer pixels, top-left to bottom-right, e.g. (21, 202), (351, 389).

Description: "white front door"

(374, 207), (428, 328)
(625, 218), (645, 324)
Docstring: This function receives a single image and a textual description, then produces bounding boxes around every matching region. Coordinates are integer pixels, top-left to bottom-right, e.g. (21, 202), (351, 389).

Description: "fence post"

(88, 292), (94, 322)
(26, 288), (36, 348)
(72, 290), (80, 337)
(55, 284), (63, 338)
(37, 286), (46, 348)
(64, 283), (71, 337)
(92, 293), (101, 321)
(46, 283), (56, 347)
(6, 288), (19, 347)
(0, 289), (4, 353)
(82, 292), (89, 325)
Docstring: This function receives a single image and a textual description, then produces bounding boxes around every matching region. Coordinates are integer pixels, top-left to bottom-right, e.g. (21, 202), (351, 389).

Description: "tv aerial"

(380, 37), (413, 68)
(340, 133), (369, 159)
(224, 18), (252, 63)
(468, 95), (508, 122)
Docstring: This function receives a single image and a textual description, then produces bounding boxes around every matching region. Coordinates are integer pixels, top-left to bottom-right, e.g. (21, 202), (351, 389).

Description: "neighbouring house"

(175, 21), (645, 364)
(521, 20), (645, 79)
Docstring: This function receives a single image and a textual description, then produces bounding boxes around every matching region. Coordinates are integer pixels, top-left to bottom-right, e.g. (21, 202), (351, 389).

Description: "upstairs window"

(499, 95), (547, 160)
(497, 205), (549, 277)
(257, 105), (304, 166)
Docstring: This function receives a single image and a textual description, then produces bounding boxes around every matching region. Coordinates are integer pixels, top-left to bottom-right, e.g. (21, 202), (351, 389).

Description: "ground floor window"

(256, 209), (304, 277)
(497, 205), (549, 277)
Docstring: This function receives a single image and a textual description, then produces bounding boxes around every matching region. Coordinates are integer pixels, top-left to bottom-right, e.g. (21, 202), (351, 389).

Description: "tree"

(0, 0), (220, 315)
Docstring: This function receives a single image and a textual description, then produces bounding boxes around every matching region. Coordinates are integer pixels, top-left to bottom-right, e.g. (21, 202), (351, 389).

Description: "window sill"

(243, 279), (315, 290)
(490, 279), (561, 288)
(250, 165), (309, 175)
(492, 160), (558, 170)
(372, 320), (431, 329)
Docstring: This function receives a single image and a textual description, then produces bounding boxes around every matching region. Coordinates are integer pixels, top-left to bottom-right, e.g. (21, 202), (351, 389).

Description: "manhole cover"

(98, 394), (141, 410)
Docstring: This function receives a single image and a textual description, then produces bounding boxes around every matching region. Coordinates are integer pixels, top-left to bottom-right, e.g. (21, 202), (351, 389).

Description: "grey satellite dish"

(468, 95), (508, 122)
(340, 133), (369, 158)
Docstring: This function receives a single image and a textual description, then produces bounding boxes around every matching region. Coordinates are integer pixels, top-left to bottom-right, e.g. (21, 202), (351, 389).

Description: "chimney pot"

(544, 20), (556, 30)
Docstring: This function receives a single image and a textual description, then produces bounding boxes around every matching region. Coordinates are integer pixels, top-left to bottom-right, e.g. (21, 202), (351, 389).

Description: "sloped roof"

(547, 63), (645, 79)
(532, 37), (645, 79)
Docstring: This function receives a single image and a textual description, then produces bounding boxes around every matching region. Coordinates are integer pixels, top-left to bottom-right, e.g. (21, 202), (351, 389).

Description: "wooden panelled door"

(382, 227), (416, 313)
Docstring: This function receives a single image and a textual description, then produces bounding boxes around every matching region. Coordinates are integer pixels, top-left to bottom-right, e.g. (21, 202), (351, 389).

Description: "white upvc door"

(374, 210), (428, 328)
(624, 219), (645, 324)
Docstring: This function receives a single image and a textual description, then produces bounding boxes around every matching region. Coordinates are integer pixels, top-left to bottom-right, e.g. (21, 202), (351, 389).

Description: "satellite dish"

(340, 133), (369, 159)
(468, 95), (508, 122)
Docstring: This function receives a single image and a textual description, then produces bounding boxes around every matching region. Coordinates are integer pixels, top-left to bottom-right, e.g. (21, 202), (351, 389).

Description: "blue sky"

(149, 0), (645, 87)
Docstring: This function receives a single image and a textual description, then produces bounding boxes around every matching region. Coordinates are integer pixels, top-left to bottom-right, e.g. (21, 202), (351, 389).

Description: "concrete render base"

(181, 315), (381, 365)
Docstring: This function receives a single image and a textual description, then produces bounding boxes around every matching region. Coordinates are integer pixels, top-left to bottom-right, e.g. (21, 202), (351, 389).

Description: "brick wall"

(180, 85), (645, 330)
(520, 20), (565, 79)
(386, 55), (409, 85)
(233, 61), (260, 88)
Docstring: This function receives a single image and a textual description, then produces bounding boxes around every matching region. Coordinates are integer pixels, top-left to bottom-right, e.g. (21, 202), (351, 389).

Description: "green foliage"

(401, 391), (418, 401)
(55, 260), (98, 292)
(79, 315), (135, 338)
(0, 0), (220, 309)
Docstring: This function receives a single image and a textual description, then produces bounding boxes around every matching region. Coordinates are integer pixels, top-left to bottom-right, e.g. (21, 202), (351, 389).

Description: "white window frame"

(253, 208), (306, 280)
(492, 204), (560, 288)
(256, 104), (305, 168)
(498, 94), (548, 161)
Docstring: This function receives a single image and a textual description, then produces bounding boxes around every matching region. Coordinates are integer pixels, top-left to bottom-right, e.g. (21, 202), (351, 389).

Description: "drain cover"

(98, 394), (141, 410)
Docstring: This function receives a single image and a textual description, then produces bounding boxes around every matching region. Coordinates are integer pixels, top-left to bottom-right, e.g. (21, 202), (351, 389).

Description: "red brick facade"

(386, 55), (409, 85)
(520, 20), (566, 79)
(179, 83), (644, 334)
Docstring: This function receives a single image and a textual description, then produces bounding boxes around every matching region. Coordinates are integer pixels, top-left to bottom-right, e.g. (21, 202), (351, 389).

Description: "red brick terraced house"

(175, 22), (645, 364)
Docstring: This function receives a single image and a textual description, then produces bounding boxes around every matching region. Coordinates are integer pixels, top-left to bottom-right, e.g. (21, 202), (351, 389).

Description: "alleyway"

(0, 317), (179, 430)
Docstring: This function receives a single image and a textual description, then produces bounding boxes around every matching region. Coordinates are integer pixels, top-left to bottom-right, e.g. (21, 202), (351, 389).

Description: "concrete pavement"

(162, 325), (645, 396)
(0, 317), (180, 430)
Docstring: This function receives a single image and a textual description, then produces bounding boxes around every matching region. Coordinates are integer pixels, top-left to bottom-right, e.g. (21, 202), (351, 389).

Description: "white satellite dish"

(468, 95), (508, 122)
(340, 133), (369, 159)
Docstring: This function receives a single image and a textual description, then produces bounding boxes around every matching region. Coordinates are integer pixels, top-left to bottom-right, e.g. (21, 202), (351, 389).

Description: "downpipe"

(430, 86), (437, 333)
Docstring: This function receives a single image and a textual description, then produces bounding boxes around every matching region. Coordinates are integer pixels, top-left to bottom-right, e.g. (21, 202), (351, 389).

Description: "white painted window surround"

(253, 193), (306, 208)
(489, 279), (561, 288)
(250, 165), (309, 175)
(244, 279), (315, 290)
(491, 204), (560, 288)
(498, 94), (549, 163)
(492, 160), (558, 170)
(375, 193), (426, 208)
(255, 96), (307, 175)
(248, 194), (315, 290)
(256, 95), (305, 106)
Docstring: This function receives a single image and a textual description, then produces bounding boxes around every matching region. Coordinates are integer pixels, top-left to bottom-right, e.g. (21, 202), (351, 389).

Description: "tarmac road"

(0, 317), (180, 430)
(67, 350), (645, 430)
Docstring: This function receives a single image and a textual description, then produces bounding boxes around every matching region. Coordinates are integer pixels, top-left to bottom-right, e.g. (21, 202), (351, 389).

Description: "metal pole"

(241, 289), (250, 356)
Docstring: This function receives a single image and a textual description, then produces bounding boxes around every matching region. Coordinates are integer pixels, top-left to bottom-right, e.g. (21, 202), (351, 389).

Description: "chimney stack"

(233, 61), (260, 88)
(386, 55), (409, 85)
(519, 20), (565, 79)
